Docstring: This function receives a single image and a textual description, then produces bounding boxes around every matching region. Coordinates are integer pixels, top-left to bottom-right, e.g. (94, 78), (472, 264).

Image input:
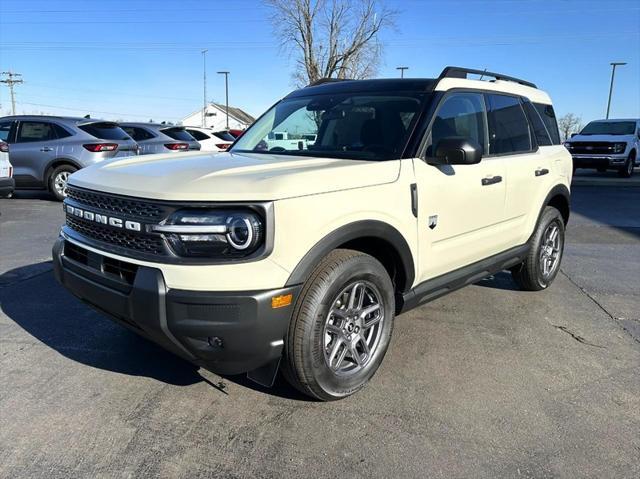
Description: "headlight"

(613, 142), (627, 153)
(564, 142), (572, 150)
(152, 208), (264, 258)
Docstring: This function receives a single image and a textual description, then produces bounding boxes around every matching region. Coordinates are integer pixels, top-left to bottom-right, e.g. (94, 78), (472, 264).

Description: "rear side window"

(187, 129), (210, 141)
(486, 94), (531, 155)
(79, 122), (130, 140)
(162, 127), (195, 141)
(523, 102), (552, 146)
(429, 92), (487, 156)
(213, 131), (236, 142)
(122, 126), (154, 141)
(533, 103), (560, 145)
(17, 121), (56, 143)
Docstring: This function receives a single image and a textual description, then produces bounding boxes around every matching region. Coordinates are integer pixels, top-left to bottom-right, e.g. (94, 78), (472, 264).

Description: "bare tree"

(265, 0), (396, 86)
(558, 113), (583, 142)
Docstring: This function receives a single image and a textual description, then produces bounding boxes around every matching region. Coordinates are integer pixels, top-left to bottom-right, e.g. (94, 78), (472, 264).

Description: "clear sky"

(0, 0), (638, 125)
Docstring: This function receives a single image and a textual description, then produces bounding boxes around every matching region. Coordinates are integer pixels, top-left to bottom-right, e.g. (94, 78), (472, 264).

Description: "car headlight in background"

(563, 142), (572, 150)
(152, 208), (264, 258)
(613, 143), (627, 153)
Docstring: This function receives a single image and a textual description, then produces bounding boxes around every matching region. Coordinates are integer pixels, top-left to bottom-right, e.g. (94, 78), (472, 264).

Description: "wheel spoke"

(328, 338), (346, 370)
(326, 323), (342, 336)
(350, 340), (364, 366)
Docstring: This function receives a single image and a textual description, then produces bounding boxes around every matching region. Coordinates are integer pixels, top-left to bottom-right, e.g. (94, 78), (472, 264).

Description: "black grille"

(66, 216), (165, 255)
(66, 186), (166, 221)
(569, 142), (617, 155)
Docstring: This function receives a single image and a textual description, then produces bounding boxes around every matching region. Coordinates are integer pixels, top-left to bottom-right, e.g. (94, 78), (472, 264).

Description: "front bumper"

(572, 154), (627, 168)
(52, 237), (300, 375)
(0, 176), (14, 196)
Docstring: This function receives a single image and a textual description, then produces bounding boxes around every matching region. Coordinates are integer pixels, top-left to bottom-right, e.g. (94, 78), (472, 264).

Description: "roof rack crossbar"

(438, 66), (537, 89)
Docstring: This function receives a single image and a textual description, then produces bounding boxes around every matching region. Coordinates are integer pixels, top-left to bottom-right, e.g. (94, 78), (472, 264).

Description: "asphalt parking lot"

(0, 181), (639, 478)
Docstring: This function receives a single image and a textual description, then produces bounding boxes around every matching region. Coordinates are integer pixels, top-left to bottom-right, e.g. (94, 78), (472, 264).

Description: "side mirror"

(571, 133), (578, 138)
(428, 137), (482, 165)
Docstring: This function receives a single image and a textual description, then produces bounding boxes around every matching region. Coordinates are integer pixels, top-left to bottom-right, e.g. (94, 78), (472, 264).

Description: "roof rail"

(438, 66), (537, 89)
(306, 78), (351, 87)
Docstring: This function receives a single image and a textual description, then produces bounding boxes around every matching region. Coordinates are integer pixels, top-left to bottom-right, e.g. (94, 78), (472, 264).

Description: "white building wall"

(182, 104), (251, 130)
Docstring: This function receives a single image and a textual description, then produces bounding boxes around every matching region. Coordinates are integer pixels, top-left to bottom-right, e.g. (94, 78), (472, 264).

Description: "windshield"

(580, 121), (635, 136)
(232, 92), (429, 160)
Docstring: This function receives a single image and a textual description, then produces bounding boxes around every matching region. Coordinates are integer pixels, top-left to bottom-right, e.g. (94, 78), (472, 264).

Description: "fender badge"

(428, 215), (438, 230)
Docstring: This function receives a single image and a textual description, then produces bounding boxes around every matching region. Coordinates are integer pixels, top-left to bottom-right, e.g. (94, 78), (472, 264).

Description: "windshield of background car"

(231, 92), (429, 160)
(580, 121), (635, 135)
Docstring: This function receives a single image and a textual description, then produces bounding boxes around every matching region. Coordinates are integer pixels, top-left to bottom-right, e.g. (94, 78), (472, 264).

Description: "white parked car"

(0, 141), (14, 198)
(184, 127), (234, 152)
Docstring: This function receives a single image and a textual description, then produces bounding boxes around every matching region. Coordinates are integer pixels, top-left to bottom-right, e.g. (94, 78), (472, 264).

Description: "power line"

(0, 71), (24, 115)
(14, 100), (178, 121)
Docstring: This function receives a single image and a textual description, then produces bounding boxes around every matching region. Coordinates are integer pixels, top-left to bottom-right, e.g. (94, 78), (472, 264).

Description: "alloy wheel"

(54, 171), (70, 198)
(539, 221), (562, 279)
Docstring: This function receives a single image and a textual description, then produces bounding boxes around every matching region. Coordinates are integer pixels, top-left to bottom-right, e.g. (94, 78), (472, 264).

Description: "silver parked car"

(0, 115), (139, 200)
(119, 123), (200, 155)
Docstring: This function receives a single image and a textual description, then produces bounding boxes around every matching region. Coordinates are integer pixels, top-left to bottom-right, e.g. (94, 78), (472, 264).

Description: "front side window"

(580, 121), (636, 136)
(17, 121), (55, 143)
(232, 92), (428, 161)
(427, 92), (487, 156)
(487, 94), (531, 155)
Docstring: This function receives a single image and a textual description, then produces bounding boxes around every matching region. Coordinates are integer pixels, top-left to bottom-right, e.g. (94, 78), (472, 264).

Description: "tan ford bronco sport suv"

(53, 67), (571, 400)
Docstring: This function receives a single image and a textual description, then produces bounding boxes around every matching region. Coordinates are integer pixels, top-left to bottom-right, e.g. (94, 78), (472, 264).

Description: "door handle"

(481, 175), (502, 186)
(535, 168), (549, 177)
(40, 147), (54, 152)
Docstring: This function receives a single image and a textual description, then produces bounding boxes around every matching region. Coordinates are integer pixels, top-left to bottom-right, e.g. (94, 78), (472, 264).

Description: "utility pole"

(217, 71), (230, 130)
(201, 50), (208, 127)
(396, 66), (408, 78)
(606, 62), (626, 119)
(1, 71), (24, 115)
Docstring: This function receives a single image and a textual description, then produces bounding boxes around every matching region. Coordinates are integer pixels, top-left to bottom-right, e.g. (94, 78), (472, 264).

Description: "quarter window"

(523, 102), (552, 146)
(533, 103), (560, 145)
(17, 121), (56, 143)
(428, 92), (487, 156)
(486, 94), (531, 155)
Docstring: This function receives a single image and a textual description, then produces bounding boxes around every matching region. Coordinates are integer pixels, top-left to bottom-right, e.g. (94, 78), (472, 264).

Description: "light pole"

(606, 62), (626, 119)
(396, 66), (408, 78)
(201, 50), (208, 127)
(217, 71), (230, 130)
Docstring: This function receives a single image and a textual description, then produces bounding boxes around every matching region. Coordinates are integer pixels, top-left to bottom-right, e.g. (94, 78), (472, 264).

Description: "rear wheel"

(511, 206), (565, 291)
(48, 164), (77, 201)
(282, 249), (395, 401)
(618, 152), (635, 178)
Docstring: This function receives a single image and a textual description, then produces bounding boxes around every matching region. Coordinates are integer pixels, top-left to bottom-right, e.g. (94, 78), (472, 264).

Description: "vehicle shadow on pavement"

(0, 262), (308, 400)
(476, 271), (520, 291)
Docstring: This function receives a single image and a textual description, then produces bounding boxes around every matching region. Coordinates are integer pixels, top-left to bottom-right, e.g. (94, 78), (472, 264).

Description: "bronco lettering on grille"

(66, 205), (142, 232)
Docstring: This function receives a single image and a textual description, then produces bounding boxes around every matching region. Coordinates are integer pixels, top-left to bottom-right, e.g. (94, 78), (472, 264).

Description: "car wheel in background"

(282, 249), (395, 401)
(48, 164), (77, 201)
(618, 152), (635, 178)
(511, 206), (565, 291)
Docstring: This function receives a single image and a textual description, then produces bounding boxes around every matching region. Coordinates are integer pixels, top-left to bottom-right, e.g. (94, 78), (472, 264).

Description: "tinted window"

(533, 103), (560, 144)
(53, 123), (73, 139)
(523, 102), (551, 146)
(213, 131), (236, 141)
(79, 122), (130, 140)
(0, 121), (12, 142)
(17, 121), (56, 143)
(162, 127), (196, 141)
(122, 126), (154, 141)
(580, 121), (635, 135)
(429, 92), (487, 156)
(487, 94), (531, 155)
(186, 129), (210, 141)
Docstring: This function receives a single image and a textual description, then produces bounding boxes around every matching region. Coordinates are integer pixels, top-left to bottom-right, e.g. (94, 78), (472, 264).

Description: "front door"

(10, 121), (59, 187)
(413, 91), (508, 283)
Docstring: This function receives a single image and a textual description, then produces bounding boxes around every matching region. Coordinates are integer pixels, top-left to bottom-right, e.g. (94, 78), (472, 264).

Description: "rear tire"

(618, 152), (635, 178)
(48, 164), (77, 201)
(511, 206), (565, 291)
(282, 249), (395, 401)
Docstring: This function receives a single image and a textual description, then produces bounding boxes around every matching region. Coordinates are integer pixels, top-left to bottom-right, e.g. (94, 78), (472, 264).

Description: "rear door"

(413, 91), (508, 282)
(10, 120), (59, 187)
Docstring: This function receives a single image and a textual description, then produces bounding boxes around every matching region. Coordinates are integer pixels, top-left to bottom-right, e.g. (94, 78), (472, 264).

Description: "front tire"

(48, 164), (77, 201)
(618, 152), (635, 178)
(511, 206), (565, 291)
(283, 249), (395, 401)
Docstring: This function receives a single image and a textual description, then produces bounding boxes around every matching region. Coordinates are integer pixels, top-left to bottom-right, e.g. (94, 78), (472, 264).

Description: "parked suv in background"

(564, 119), (639, 178)
(0, 141), (14, 198)
(184, 127), (234, 152)
(0, 116), (139, 200)
(119, 123), (201, 154)
(53, 67), (571, 401)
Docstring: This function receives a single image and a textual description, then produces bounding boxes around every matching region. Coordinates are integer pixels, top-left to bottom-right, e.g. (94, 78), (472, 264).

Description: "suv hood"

(68, 151), (400, 201)
(567, 133), (634, 143)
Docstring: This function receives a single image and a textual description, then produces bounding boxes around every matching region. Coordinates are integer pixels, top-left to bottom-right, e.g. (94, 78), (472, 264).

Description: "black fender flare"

(540, 183), (571, 225)
(285, 220), (415, 292)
